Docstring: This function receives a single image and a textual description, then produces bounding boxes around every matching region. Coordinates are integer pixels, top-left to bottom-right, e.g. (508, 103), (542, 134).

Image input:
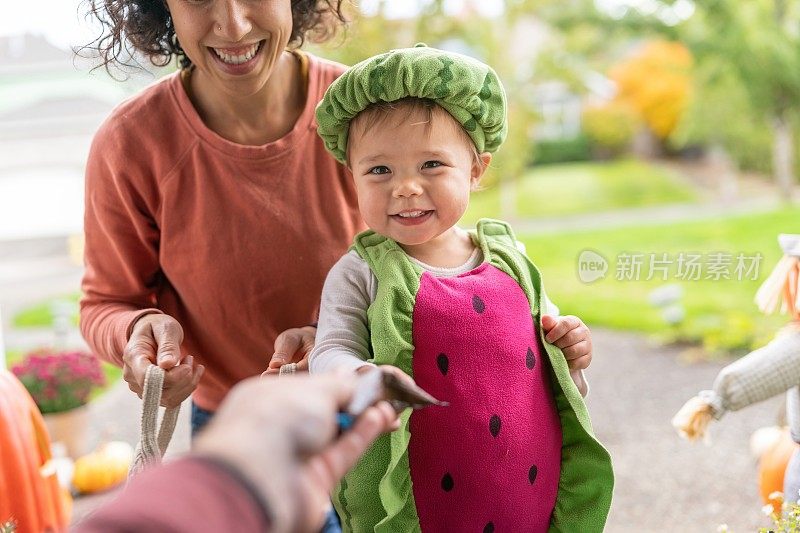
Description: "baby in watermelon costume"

(309, 45), (614, 532)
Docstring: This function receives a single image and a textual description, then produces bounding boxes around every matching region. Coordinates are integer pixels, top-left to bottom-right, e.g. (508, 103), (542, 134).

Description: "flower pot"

(43, 405), (90, 459)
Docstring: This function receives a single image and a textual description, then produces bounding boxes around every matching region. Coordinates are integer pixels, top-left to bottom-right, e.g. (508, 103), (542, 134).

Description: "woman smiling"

(79, 0), (362, 469)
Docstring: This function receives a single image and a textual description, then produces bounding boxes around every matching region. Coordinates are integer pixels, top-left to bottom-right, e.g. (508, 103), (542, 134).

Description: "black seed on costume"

(484, 522), (495, 533)
(489, 415), (501, 437)
(526, 347), (536, 369)
(441, 473), (454, 492)
(437, 353), (449, 376)
(528, 465), (538, 484)
(472, 294), (485, 313)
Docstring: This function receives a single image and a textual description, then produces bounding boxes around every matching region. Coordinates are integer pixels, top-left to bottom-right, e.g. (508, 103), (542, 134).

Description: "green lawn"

(12, 293), (81, 329)
(463, 158), (697, 224)
(517, 208), (800, 353)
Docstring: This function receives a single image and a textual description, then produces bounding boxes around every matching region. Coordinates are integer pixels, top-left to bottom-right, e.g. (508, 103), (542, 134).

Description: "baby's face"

(348, 106), (482, 253)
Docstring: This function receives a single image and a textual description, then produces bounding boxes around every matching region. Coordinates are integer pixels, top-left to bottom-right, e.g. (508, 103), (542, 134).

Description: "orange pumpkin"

(759, 428), (799, 513)
(0, 369), (71, 532)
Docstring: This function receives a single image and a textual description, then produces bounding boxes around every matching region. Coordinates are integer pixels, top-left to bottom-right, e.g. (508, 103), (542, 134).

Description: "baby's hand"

(541, 315), (592, 372)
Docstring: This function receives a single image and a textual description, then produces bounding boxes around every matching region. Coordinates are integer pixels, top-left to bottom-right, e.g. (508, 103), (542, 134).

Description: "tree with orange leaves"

(610, 40), (693, 141)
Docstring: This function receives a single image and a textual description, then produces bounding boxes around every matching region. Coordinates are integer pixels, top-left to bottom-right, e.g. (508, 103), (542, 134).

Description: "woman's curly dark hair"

(81, 0), (347, 73)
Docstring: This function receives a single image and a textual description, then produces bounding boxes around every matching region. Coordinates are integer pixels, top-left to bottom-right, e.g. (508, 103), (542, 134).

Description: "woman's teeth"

(212, 42), (261, 65)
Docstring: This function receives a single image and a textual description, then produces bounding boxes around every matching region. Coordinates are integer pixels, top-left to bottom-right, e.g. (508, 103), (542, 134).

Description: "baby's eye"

(422, 160), (443, 169)
(368, 166), (391, 175)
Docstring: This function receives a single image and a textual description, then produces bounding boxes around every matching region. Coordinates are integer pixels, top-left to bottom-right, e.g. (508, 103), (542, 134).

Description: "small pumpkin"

(758, 427), (799, 513)
(72, 441), (134, 494)
(0, 369), (71, 532)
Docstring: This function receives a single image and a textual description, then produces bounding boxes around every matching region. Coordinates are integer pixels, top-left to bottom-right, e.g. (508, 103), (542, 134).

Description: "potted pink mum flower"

(11, 349), (105, 457)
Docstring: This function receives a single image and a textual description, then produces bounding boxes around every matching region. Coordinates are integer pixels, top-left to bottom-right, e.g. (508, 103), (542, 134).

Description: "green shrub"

(717, 117), (773, 175)
(582, 102), (638, 156)
(670, 64), (775, 174)
(531, 135), (592, 166)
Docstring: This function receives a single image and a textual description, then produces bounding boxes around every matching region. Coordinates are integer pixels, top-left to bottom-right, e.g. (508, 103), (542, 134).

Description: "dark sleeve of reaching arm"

(75, 457), (272, 533)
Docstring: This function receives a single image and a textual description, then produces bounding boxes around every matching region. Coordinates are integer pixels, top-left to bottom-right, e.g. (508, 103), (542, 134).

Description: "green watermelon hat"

(316, 44), (508, 164)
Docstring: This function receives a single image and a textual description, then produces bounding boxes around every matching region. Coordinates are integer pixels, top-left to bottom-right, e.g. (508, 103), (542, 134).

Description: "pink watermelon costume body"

(333, 219), (613, 532)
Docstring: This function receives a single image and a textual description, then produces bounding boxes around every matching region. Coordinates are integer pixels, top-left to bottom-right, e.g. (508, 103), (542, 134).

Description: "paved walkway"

(510, 196), (785, 235)
(588, 329), (777, 532)
(493, 158), (797, 236)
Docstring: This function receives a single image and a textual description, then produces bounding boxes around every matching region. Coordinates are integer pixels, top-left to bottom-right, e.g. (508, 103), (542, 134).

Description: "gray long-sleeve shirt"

(309, 248), (560, 375)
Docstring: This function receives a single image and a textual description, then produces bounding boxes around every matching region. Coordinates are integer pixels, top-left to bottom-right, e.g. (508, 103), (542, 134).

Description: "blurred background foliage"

(6, 0), (798, 358)
(309, 0), (800, 192)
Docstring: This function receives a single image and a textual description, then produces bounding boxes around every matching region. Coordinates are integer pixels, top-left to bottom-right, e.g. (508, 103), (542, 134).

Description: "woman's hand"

(264, 325), (317, 375)
(195, 375), (399, 532)
(123, 313), (205, 407)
